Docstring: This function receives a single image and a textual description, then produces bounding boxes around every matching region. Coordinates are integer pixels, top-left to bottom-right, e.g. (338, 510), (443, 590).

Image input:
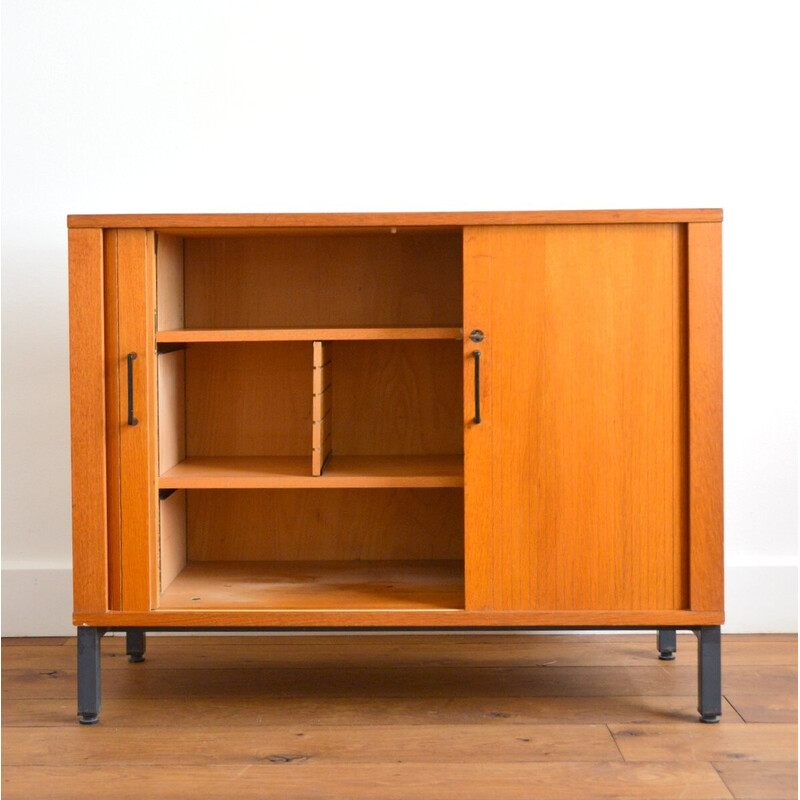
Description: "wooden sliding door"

(113, 229), (159, 611)
(464, 224), (689, 612)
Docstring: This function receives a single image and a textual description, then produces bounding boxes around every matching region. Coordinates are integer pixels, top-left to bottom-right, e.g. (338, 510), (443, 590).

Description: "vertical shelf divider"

(312, 340), (332, 476)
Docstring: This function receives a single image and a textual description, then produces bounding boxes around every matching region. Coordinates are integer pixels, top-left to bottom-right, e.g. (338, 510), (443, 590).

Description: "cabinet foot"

(657, 628), (677, 660)
(695, 626), (722, 723)
(126, 629), (146, 663)
(77, 627), (105, 725)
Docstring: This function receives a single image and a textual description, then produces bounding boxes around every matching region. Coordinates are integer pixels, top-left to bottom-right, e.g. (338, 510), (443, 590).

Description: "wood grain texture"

(2, 723), (621, 765)
(68, 208), (724, 229)
(726, 694), (798, 723)
(6, 633), (788, 671)
(116, 230), (159, 611)
(688, 223), (724, 612)
(466, 224), (687, 611)
(7, 631), (793, 800)
(185, 342), (310, 457)
(72, 608), (725, 628)
(183, 233), (462, 328)
(713, 761), (798, 799)
(185, 488), (464, 561)
(314, 388), (333, 424)
(673, 224), (690, 609)
(160, 455), (464, 488)
(0, 695), (743, 728)
(6, 662), (792, 702)
(102, 230), (122, 610)
(157, 350), (185, 473)
(312, 412), (332, 469)
(159, 490), (187, 593)
(1, 633), (792, 666)
(157, 327), (463, 342)
(155, 233), (184, 331)
(463, 227), (494, 611)
(610, 723), (798, 762)
(159, 561), (465, 610)
(68, 228), (108, 613)
(0, 763), (734, 799)
(332, 340), (462, 455)
(312, 341), (332, 475)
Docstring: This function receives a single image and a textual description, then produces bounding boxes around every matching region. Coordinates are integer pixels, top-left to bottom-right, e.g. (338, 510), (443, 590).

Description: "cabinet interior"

(155, 229), (465, 611)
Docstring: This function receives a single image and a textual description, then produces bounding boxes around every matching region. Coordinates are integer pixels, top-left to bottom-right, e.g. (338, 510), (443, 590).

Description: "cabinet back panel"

(186, 489), (464, 561)
(183, 233), (462, 328)
(466, 224), (688, 611)
(185, 343), (311, 457)
(333, 340), (463, 456)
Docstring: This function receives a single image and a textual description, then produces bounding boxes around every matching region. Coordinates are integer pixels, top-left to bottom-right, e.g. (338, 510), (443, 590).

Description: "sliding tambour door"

(464, 224), (688, 612)
(111, 229), (159, 611)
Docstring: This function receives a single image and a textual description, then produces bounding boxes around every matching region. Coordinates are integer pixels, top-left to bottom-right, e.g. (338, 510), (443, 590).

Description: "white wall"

(2, 0), (797, 635)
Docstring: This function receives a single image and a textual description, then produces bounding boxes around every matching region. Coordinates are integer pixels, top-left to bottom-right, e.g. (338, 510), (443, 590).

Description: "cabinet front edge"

(73, 610), (725, 628)
(67, 209), (723, 230)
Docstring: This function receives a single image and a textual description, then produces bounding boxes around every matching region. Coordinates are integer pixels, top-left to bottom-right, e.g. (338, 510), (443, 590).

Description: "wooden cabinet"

(68, 210), (723, 723)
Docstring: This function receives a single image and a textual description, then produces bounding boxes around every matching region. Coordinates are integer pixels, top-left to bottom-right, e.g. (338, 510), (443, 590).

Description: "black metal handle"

(127, 353), (138, 426)
(473, 350), (481, 424)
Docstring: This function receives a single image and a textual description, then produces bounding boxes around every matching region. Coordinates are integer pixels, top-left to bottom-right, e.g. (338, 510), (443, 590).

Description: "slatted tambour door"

(464, 224), (688, 611)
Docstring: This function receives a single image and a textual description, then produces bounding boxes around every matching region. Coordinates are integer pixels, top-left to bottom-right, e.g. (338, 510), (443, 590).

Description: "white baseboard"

(1, 564), (74, 636)
(1, 562), (797, 636)
(724, 563), (798, 633)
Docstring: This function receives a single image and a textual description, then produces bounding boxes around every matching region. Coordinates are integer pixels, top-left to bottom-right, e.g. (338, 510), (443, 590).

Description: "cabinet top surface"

(67, 209), (722, 230)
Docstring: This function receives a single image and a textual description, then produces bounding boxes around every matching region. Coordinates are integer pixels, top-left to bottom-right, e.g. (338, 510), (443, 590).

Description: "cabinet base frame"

(75, 624), (722, 725)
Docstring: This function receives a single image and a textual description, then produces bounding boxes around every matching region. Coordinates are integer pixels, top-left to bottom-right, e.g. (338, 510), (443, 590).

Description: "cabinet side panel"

(155, 234), (184, 331)
(160, 490), (187, 592)
(463, 228), (495, 609)
(157, 350), (186, 473)
(69, 228), (109, 613)
(117, 230), (159, 611)
(688, 223), (724, 612)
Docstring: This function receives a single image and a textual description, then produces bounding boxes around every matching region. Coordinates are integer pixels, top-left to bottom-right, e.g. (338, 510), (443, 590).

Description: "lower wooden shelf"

(159, 560), (465, 611)
(159, 455), (464, 488)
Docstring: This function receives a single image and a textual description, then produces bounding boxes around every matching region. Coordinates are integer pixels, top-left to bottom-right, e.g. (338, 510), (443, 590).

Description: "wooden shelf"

(159, 455), (464, 489)
(157, 327), (463, 343)
(159, 560), (465, 610)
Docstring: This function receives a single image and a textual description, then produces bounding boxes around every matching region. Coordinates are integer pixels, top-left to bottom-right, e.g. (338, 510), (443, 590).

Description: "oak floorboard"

(713, 761), (798, 800)
(4, 636), (794, 670)
(0, 638), (68, 647)
(610, 723), (798, 762)
(2, 634), (793, 799)
(725, 694), (799, 723)
(4, 664), (796, 701)
(0, 695), (744, 728)
(0, 763), (734, 800)
(1, 723), (621, 766)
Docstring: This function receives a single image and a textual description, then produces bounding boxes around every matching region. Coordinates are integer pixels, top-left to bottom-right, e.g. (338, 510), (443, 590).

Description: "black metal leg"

(77, 627), (104, 724)
(695, 626), (722, 723)
(126, 629), (146, 663)
(657, 628), (677, 660)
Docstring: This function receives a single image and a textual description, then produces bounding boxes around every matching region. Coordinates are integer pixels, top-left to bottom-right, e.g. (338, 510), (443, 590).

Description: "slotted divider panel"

(312, 341), (332, 475)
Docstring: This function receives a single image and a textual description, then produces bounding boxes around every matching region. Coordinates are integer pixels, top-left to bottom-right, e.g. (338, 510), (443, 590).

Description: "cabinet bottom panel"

(158, 560), (465, 611)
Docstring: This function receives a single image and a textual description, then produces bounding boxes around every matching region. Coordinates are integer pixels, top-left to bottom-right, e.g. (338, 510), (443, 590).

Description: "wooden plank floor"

(2, 633), (796, 799)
